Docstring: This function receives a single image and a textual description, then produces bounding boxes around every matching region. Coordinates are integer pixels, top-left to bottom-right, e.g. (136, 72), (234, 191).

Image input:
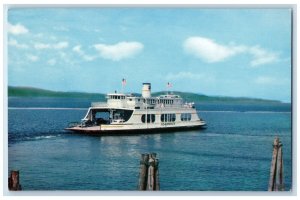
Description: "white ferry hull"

(65, 122), (206, 134)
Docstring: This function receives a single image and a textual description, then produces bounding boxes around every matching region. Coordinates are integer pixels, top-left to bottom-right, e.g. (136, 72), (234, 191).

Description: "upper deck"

(91, 83), (195, 110)
(91, 93), (195, 110)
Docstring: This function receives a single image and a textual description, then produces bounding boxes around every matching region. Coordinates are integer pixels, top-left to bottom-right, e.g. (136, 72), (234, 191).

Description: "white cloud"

(8, 23), (29, 35)
(254, 76), (287, 86)
(8, 38), (29, 49)
(166, 71), (205, 80)
(34, 33), (44, 38)
(34, 42), (51, 50)
(72, 45), (96, 61)
(34, 41), (69, 50)
(166, 71), (215, 83)
(72, 45), (84, 55)
(183, 37), (245, 63)
(248, 46), (279, 66)
(53, 42), (69, 49)
(26, 54), (39, 62)
(183, 36), (279, 66)
(94, 41), (144, 61)
(82, 55), (96, 61)
(58, 51), (76, 66)
(47, 59), (56, 66)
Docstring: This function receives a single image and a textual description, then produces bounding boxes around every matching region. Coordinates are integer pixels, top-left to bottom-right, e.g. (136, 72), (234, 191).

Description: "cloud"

(254, 76), (288, 86)
(34, 43), (51, 50)
(34, 41), (69, 50)
(94, 41), (144, 61)
(26, 54), (39, 62)
(183, 37), (246, 63)
(8, 23), (29, 35)
(248, 46), (279, 66)
(8, 38), (29, 49)
(47, 59), (56, 66)
(183, 36), (279, 66)
(72, 45), (96, 61)
(165, 71), (215, 83)
(53, 42), (69, 49)
(166, 71), (206, 80)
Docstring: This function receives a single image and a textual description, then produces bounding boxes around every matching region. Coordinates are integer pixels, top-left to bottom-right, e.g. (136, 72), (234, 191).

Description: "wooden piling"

(268, 137), (284, 191)
(147, 156), (155, 190)
(8, 170), (22, 191)
(155, 158), (160, 190)
(138, 153), (159, 191)
(276, 140), (284, 191)
(138, 154), (149, 190)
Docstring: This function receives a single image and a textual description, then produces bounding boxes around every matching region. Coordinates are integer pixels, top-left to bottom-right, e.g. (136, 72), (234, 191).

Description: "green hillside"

(8, 86), (105, 100)
(8, 86), (282, 104)
(152, 91), (281, 104)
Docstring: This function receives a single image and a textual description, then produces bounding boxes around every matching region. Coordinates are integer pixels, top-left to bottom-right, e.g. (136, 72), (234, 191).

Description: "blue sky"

(7, 8), (291, 102)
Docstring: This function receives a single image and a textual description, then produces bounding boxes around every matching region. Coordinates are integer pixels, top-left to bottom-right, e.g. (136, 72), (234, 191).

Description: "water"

(7, 97), (292, 191)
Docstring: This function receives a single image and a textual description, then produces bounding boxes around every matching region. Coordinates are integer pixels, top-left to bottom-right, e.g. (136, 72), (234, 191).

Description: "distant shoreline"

(8, 86), (286, 104)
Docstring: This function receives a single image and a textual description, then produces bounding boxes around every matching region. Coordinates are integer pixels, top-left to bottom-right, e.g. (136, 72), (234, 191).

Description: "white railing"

(153, 102), (194, 109)
(91, 102), (107, 107)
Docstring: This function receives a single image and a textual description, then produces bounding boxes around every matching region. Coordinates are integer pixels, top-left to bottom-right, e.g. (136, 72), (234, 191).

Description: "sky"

(6, 7), (292, 102)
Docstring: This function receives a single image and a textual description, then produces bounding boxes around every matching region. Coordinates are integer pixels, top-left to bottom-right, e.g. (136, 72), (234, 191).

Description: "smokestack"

(142, 83), (151, 98)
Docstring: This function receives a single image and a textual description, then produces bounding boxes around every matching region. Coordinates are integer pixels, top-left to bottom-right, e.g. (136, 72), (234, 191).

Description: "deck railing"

(91, 102), (107, 107)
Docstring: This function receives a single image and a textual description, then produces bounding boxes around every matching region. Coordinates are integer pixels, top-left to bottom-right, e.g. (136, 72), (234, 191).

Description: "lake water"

(7, 97), (292, 191)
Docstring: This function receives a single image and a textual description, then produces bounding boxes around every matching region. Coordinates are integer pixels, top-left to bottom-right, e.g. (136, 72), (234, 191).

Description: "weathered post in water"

(8, 170), (22, 191)
(138, 153), (160, 191)
(147, 156), (155, 190)
(155, 157), (160, 190)
(268, 137), (284, 191)
(138, 154), (149, 190)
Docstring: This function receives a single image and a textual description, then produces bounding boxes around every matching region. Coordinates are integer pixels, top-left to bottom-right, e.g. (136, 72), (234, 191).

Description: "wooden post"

(276, 140), (284, 191)
(155, 158), (160, 190)
(146, 155), (155, 190)
(8, 170), (22, 191)
(268, 137), (284, 191)
(138, 153), (160, 191)
(138, 154), (149, 190)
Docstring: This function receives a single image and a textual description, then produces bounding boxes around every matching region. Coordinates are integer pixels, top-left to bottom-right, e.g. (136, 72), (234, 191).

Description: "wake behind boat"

(65, 83), (206, 134)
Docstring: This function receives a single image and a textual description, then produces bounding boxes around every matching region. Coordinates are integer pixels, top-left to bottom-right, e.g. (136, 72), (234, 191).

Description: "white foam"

(33, 135), (59, 140)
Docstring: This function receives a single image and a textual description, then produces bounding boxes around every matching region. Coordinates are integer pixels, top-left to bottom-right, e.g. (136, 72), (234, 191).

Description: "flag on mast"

(167, 82), (172, 88)
(122, 78), (126, 86)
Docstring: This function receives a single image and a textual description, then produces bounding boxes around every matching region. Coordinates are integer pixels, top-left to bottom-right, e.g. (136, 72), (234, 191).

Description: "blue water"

(8, 97), (292, 191)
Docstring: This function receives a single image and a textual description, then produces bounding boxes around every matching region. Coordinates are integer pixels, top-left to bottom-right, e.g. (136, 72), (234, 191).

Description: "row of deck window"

(110, 95), (125, 99)
(109, 96), (179, 105)
(140, 113), (192, 123)
(181, 113), (192, 121)
(143, 99), (175, 105)
(161, 113), (176, 122)
(141, 114), (155, 123)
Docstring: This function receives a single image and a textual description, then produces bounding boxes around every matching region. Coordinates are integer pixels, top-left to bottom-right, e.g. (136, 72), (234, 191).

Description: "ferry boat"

(66, 83), (206, 134)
